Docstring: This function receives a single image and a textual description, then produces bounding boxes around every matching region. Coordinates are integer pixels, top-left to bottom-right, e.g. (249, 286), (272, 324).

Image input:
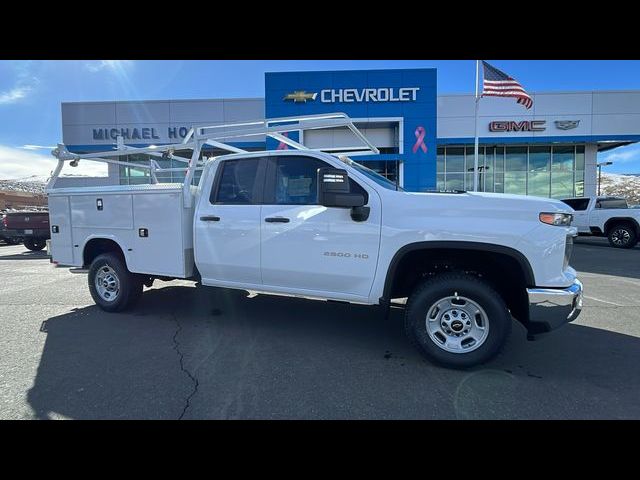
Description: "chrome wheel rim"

(95, 265), (120, 302)
(611, 229), (630, 246)
(425, 295), (489, 353)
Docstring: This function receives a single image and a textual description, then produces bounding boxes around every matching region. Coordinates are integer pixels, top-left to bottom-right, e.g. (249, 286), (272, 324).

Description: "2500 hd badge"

(324, 251), (370, 259)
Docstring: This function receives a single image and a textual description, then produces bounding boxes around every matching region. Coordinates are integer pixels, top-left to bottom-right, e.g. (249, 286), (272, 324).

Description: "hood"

(394, 190), (574, 217)
(465, 191), (573, 213)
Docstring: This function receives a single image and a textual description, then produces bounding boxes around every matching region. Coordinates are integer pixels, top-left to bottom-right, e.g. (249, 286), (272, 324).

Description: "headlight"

(539, 212), (573, 226)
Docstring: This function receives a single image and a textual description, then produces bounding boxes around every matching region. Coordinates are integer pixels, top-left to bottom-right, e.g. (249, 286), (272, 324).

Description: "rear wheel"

(24, 237), (46, 251)
(608, 223), (637, 248)
(404, 272), (512, 369)
(88, 253), (143, 312)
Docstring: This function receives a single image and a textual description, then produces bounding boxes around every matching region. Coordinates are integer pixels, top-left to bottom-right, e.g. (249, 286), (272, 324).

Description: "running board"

(69, 268), (89, 274)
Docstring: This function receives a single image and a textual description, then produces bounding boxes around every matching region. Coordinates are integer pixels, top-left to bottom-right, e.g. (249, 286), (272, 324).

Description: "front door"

(260, 155), (381, 301)
(195, 157), (265, 287)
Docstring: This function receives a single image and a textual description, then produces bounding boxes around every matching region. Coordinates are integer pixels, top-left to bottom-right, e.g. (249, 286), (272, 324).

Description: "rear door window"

(596, 198), (628, 209)
(211, 158), (263, 205)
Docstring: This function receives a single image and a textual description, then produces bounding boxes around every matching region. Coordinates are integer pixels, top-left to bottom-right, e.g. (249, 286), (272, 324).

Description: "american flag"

(481, 61), (533, 109)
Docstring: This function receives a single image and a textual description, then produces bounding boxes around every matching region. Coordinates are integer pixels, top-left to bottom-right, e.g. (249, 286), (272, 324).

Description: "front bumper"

(526, 279), (583, 334)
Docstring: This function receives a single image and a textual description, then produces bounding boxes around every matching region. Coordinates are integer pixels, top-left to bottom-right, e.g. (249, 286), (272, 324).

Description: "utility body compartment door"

(130, 191), (190, 277)
(48, 195), (74, 265)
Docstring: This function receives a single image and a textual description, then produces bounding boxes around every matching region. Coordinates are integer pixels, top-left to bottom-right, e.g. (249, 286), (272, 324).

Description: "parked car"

(2, 209), (50, 251)
(0, 213), (22, 245)
(560, 196), (640, 248)
(46, 114), (583, 369)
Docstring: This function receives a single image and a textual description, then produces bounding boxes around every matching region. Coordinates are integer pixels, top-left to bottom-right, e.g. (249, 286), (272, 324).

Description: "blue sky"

(1, 59), (640, 178)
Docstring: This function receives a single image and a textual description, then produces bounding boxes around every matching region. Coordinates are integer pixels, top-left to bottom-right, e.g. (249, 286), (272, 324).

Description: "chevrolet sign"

(283, 87), (420, 104)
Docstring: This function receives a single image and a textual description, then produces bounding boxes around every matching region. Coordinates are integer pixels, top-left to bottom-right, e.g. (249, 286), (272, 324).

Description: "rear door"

(590, 198), (629, 230)
(260, 154), (381, 301)
(194, 157), (266, 287)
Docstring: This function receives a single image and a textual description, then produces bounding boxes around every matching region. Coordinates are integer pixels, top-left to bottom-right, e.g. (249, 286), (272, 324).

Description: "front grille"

(564, 235), (574, 270)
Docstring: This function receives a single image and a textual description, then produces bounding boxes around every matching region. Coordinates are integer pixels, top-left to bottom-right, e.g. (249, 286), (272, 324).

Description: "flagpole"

(473, 60), (480, 192)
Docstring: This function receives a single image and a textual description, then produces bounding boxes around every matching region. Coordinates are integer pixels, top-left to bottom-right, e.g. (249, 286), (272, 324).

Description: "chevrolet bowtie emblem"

(555, 120), (580, 130)
(283, 91), (318, 103)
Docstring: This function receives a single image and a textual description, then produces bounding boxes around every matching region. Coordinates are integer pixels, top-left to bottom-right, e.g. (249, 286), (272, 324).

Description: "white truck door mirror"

(317, 167), (365, 208)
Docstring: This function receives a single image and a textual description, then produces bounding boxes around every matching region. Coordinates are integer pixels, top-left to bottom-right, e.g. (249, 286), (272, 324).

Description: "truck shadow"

(27, 284), (640, 419)
(0, 251), (48, 261)
(574, 236), (640, 250)
(571, 240), (640, 279)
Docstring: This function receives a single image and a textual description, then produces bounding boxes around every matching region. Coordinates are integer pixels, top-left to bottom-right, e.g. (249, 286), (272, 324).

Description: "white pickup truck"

(561, 196), (640, 248)
(46, 114), (583, 369)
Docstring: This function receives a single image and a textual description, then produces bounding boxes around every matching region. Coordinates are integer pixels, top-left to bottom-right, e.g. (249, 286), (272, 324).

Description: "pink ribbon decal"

(412, 126), (427, 154)
(277, 131), (289, 150)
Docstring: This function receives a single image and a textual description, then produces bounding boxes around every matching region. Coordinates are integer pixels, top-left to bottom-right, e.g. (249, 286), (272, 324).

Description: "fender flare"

(81, 235), (130, 268)
(603, 217), (640, 235)
(380, 241), (536, 303)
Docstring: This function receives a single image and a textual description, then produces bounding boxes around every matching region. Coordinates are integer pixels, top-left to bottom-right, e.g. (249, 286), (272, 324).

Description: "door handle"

(264, 217), (290, 223)
(200, 215), (220, 222)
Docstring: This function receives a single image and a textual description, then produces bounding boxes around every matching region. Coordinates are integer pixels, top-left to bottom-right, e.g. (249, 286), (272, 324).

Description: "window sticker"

(288, 177), (313, 196)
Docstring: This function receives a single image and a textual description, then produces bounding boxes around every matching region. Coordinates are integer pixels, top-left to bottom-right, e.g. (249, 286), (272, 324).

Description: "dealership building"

(59, 68), (640, 198)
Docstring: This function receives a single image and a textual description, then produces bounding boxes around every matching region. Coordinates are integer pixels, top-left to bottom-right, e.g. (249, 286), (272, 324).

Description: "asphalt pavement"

(0, 236), (639, 419)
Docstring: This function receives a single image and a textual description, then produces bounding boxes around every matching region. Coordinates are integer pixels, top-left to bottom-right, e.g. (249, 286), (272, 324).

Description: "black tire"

(607, 223), (638, 249)
(404, 272), (512, 369)
(88, 253), (143, 312)
(24, 237), (46, 251)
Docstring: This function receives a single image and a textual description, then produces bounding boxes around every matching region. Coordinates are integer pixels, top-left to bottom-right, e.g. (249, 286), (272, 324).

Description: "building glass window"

(444, 147), (464, 190)
(436, 144), (585, 198)
(119, 154), (151, 185)
(575, 146), (585, 197)
(551, 146), (575, 198)
(528, 146), (551, 197)
(117, 150), (207, 186)
(437, 147), (445, 174)
(361, 160), (399, 186)
(464, 146), (486, 191)
(484, 146), (495, 192)
(446, 173), (464, 191)
(446, 147), (464, 172)
(493, 146), (505, 193)
(505, 147), (527, 194)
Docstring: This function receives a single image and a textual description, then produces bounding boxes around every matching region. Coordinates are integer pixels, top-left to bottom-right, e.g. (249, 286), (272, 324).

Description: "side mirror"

(317, 167), (365, 208)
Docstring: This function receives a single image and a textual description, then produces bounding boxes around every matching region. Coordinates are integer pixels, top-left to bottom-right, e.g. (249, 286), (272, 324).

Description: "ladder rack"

(48, 112), (379, 207)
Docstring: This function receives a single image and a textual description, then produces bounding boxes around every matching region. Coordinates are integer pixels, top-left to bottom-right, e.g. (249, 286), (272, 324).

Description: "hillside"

(599, 173), (640, 205)
(0, 176), (47, 195)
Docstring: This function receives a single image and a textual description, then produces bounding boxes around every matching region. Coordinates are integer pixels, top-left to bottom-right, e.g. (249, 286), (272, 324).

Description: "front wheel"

(24, 237), (46, 251)
(404, 272), (512, 369)
(608, 223), (638, 249)
(88, 253), (143, 312)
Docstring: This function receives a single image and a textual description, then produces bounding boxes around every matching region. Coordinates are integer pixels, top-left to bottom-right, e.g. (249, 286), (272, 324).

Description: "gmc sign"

(489, 120), (546, 132)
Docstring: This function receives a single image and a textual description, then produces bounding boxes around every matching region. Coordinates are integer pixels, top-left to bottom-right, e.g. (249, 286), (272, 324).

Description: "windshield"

(338, 156), (403, 191)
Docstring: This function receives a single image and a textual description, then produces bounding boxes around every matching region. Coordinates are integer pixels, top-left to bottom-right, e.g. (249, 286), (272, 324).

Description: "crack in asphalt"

(171, 313), (199, 420)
